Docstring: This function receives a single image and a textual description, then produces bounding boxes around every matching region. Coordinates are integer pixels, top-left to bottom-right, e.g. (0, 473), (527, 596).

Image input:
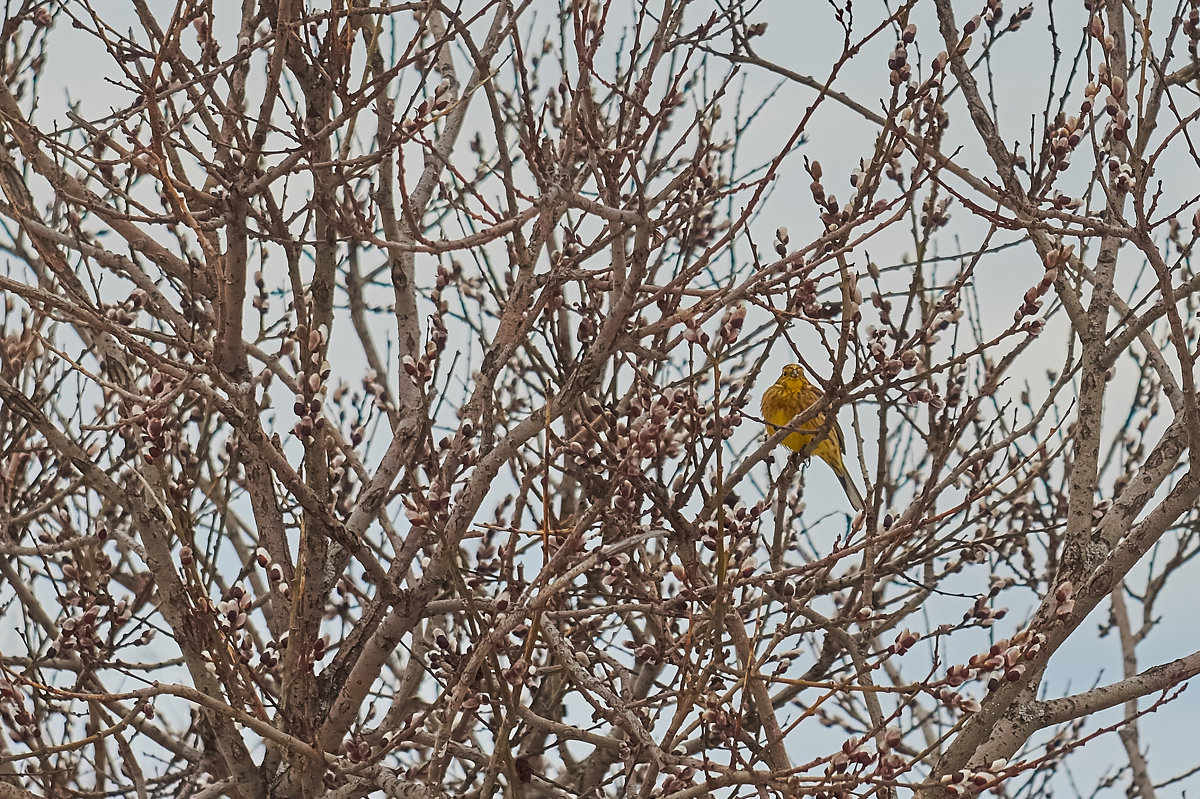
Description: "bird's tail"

(836, 470), (865, 512)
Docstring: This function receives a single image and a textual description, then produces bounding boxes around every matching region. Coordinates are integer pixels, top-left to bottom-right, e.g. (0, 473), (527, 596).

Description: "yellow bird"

(760, 364), (865, 511)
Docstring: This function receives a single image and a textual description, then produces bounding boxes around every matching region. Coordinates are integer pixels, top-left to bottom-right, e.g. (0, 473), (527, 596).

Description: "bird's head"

(781, 363), (806, 381)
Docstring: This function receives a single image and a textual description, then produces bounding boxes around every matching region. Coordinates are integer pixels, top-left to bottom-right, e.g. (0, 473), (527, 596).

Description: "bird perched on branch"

(760, 363), (865, 511)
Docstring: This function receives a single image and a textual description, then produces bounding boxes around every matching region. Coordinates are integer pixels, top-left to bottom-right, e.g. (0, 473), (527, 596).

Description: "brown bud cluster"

(1090, 64), (1133, 144)
(941, 627), (1048, 701)
(699, 691), (742, 748)
(0, 679), (39, 744)
(560, 431), (603, 473)
(702, 398), (743, 442)
(699, 500), (767, 581)
(255, 547), (290, 598)
(1014, 243), (1069, 331)
(941, 760), (1009, 795)
(259, 637), (284, 670)
(632, 642), (660, 664)
(808, 160), (850, 236)
(103, 288), (149, 326)
(402, 480), (452, 530)
(47, 602), (106, 660)
(431, 260), (463, 312)
(658, 764), (697, 796)
(888, 38), (912, 87)
(827, 735), (875, 775)
(787, 277), (823, 319)
(1088, 12), (1117, 54)
(396, 80), (454, 138)
(681, 312), (708, 347)
(921, 195), (952, 231)
(252, 270), (268, 312)
(503, 657), (535, 688)
(869, 286), (892, 323)
(289, 323), (329, 441)
(905, 385), (946, 410)
(361, 368), (393, 414)
(613, 387), (700, 477)
(1187, 1), (1200, 58)
(216, 584), (253, 632)
(963, 589), (1008, 628)
(1107, 158), (1135, 192)
(1046, 112), (1084, 173)
(343, 735), (372, 763)
(890, 628), (920, 655)
(718, 303), (746, 346)
(140, 370), (174, 465)
(597, 551), (630, 589)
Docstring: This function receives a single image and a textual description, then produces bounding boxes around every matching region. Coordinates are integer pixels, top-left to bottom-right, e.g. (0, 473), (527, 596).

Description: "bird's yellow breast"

(760, 375), (844, 457)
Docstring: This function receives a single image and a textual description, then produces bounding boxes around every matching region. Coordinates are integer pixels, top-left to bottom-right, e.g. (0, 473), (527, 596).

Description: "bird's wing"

(833, 416), (847, 454)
